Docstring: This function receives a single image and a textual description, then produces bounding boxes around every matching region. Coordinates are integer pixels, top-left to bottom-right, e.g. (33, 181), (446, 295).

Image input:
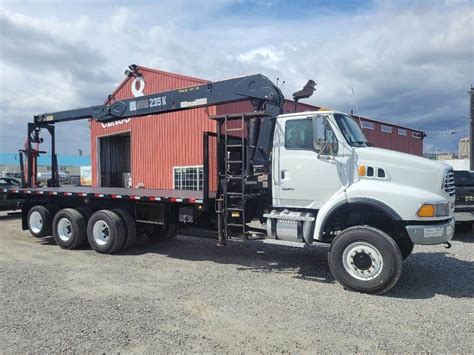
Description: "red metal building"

(352, 115), (423, 156)
(90, 66), (424, 189)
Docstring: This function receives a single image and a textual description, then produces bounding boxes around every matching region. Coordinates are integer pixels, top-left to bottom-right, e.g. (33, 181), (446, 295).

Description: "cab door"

(272, 114), (344, 209)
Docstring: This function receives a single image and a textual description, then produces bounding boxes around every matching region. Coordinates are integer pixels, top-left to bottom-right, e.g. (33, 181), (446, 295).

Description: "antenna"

(351, 88), (362, 127)
(276, 77), (285, 89)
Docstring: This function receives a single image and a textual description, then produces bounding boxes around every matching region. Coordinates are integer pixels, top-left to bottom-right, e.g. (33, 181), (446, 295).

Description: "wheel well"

(321, 203), (408, 243)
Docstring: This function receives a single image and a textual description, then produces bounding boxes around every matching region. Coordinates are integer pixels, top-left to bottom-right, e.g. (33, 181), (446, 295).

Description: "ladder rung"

(227, 160), (243, 163)
(227, 175), (244, 179)
(227, 192), (243, 196)
(227, 208), (243, 211)
(227, 223), (244, 227)
(226, 144), (243, 148)
(226, 128), (243, 131)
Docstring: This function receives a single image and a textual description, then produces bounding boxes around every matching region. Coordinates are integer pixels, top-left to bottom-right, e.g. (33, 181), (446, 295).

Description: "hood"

(355, 147), (450, 196)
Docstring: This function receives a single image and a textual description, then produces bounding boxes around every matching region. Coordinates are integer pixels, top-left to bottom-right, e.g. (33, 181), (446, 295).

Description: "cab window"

(285, 119), (314, 150)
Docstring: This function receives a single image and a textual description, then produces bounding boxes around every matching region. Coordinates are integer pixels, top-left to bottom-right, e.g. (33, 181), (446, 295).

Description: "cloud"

(0, 0), (472, 155)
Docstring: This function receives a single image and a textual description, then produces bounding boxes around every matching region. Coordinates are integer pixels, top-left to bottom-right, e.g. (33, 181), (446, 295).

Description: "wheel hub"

(92, 220), (110, 246)
(342, 242), (384, 281)
(353, 252), (372, 270)
(29, 211), (43, 234)
(57, 217), (73, 242)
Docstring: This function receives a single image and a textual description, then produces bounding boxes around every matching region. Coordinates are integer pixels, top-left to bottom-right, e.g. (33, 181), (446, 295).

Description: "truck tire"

(144, 223), (177, 242)
(113, 209), (137, 250)
(328, 226), (402, 295)
(396, 239), (414, 260)
(27, 205), (53, 238)
(52, 208), (87, 249)
(87, 210), (126, 254)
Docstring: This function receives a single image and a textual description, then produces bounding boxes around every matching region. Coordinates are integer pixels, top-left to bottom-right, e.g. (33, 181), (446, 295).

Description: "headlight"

(417, 203), (450, 217)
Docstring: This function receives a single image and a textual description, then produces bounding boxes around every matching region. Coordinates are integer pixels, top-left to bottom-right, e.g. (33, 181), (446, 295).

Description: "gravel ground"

(0, 211), (473, 353)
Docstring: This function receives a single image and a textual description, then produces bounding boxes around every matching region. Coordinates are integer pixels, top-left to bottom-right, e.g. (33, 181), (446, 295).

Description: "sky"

(0, 0), (472, 156)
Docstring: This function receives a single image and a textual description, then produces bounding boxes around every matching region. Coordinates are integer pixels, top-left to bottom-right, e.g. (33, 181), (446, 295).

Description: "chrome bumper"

(405, 219), (455, 245)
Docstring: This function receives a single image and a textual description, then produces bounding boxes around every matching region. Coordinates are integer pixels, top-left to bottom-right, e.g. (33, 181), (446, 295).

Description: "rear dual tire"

(328, 226), (403, 295)
(28, 205), (53, 238)
(113, 209), (137, 251)
(52, 208), (87, 249)
(87, 210), (127, 254)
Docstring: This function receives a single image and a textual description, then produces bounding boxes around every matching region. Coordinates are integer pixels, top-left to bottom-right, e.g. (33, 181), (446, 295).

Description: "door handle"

(281, 170), (286, 179)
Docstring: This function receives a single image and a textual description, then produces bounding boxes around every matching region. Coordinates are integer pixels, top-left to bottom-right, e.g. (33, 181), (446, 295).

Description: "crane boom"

(34, 74), (284, 124)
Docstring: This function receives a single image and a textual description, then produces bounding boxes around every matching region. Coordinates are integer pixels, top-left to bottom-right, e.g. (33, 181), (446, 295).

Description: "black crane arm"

(34, 74), (284, 124)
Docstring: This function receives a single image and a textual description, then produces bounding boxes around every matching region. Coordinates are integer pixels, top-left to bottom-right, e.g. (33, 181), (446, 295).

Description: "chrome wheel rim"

(29, 211), (43, 234)
(57, 217), (73, 242)
(342, 241), (383, 281)
(92, 220), (110, 246)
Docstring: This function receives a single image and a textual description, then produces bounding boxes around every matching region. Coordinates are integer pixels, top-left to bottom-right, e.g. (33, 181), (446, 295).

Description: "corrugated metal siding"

(90, 67), (214, 188)
(359, 120), (423, 156)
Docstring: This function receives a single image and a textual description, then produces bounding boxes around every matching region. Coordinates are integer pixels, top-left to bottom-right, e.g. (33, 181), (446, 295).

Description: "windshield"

(334, 113), (369, 147)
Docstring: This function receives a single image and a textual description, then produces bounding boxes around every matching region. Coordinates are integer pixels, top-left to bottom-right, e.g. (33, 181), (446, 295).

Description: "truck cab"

(266, 110), (455, 293)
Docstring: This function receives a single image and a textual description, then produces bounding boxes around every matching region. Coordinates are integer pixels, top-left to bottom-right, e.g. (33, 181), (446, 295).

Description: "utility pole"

(470, 86), (474, 170)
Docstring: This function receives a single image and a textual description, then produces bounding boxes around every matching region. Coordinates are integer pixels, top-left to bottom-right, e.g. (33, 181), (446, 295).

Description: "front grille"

(443, 169), (455, 197)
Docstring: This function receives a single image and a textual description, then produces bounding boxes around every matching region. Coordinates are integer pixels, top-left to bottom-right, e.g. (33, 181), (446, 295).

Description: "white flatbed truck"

(3, 72), (455, 294)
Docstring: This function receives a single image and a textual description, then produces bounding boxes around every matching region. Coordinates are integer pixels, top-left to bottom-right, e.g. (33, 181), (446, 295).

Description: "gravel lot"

(0, 211), (473, 353)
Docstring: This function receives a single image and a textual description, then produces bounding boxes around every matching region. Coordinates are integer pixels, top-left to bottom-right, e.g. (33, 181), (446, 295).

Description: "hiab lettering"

(129, 96), (167, 112)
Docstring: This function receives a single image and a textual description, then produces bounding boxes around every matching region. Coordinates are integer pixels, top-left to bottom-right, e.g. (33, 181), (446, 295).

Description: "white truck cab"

(266, 110), (455, 294)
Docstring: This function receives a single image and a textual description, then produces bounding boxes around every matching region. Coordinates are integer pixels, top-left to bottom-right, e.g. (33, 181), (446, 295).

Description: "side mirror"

(313, 138), (326, 153)
(314, 139), (333, 159)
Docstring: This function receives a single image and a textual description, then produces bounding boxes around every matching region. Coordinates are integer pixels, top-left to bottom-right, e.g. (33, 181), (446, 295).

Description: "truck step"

(226, 144), (243, 148)
(226, 223), (245, 227)
(226, 208), (243, 211)
(226, 127), (243, 132)
(226, 160), (243, 163)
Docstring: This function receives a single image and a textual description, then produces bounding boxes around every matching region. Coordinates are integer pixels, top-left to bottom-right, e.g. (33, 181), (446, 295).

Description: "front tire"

(52, 208), (87, 249)
(328, 226), (402, 295)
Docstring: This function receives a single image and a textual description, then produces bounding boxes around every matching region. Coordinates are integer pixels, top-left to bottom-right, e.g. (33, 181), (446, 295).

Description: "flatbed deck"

(1, 186), (215, 204)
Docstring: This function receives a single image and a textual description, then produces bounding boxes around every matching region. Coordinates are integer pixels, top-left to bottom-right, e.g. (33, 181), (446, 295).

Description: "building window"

(173, 166), (203, 190)
(398, 128), (407, 136)
(360, 121), (374, 130)
(381, 125), (393, 133)
(412, 132), (423, 139)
